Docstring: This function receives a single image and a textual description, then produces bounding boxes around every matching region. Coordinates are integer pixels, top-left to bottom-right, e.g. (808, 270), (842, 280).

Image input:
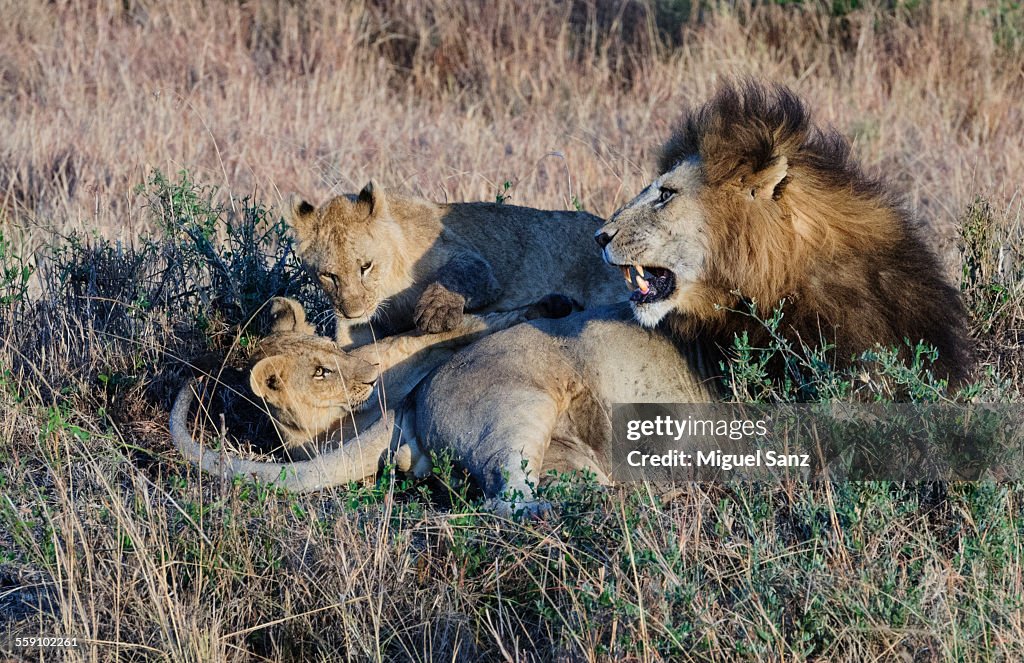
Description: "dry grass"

(2, 1), (1022, 251)
(2, 0), (1024, 661)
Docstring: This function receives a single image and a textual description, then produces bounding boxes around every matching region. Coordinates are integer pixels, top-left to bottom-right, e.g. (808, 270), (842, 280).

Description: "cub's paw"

(414, 283), (466, 333)
(525, 293), (581, 320)
(268, 297), (315, 335)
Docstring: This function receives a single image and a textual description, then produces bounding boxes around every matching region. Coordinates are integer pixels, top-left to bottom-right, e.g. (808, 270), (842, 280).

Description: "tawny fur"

(288, 183), (622, 345)
(171, 295), (598, 504)
(244, 297), (561, 455)
(172, 303), (718, 517)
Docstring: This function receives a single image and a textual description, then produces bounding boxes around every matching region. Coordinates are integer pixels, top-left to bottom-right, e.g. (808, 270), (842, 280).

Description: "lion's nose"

(595, 229), (617, 249)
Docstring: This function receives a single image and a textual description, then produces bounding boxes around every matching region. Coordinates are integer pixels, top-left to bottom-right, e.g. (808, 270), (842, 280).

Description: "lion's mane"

(659, 82), (970, 384)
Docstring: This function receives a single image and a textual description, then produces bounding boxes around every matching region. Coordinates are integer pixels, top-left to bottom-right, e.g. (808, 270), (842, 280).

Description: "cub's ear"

(269, 297), (316, 335)
(286, 194), (317, 243)
(250, 355), (292, 399)
(746, 156), (789, 201)
(357, 180), (390, 219)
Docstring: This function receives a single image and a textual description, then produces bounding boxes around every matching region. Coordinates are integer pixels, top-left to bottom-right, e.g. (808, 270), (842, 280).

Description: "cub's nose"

(594, 228), (617, 249)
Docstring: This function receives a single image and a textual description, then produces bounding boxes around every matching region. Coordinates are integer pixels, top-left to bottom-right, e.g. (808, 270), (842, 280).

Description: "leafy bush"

(39, 170), (327, 345)
(0, 229), (32, 308)
(719, 300), (962, 404)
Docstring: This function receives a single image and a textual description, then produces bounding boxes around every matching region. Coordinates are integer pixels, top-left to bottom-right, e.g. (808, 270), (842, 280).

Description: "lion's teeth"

(634, 263), (646, 278)
(636, 274), (650, 294)
(621, 266), (632, 285)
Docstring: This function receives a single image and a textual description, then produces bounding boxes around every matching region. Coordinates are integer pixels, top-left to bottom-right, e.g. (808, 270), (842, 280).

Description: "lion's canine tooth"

(621, 266), (632, 285)
(634, 263), (646, 278)
(636, 274), (650, 294)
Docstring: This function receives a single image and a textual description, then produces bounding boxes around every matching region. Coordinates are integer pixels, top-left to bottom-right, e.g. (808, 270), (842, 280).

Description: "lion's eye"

(655, 187), (676, 206)
(360, 261), (373, 276)
(319, 272), (339, 288)
(312, 366), (333, 379)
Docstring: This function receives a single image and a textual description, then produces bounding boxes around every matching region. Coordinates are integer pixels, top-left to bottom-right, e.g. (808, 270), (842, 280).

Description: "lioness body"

(171, 304), (717, 516)
(290, 185), (622, 345)
(412, 303), (717, 514)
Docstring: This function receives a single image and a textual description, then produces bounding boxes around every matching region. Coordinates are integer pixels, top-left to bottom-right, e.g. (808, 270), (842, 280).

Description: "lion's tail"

(169, 380), (396, 491)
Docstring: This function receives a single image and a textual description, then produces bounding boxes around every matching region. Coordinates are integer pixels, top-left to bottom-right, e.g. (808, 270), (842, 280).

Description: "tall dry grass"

(1, 0), (1022, 253)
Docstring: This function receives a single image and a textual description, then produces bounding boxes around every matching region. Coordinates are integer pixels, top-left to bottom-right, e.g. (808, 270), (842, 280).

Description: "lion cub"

(246, 295), (574, 457)
(171, 294), (576, 493)
(289, 183), (622, 347)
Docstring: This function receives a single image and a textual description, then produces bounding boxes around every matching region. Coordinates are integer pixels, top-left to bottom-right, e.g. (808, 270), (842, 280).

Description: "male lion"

(289, 184), (622, 346)
(596, 81), (971, 385)
(171, 302), (718, 517)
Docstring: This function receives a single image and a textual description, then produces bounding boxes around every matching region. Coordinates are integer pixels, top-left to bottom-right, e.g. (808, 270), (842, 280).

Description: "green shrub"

(0, 229), (32, 308)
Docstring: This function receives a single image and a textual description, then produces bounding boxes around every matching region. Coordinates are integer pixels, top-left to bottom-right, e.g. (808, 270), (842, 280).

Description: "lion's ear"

(748, 156), (789, 201)
(357, 180), (390, 220)
(269, 297), (315, 335)
(250, 355), (292, 399)
(287, 194), (317, 243)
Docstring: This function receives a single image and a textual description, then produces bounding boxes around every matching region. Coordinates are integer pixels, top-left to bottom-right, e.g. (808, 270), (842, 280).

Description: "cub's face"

(290, 183), (398, 321)
(251, 300), (381, 445)
(250, 333), (380, 444)
(596, 159), (709, 327)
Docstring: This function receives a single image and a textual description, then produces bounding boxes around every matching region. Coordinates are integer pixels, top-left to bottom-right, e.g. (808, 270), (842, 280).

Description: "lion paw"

(414, 283), (466, 333)
(484, 497), (554, 521)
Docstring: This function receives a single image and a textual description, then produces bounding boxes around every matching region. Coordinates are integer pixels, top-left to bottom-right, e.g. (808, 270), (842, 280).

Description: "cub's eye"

(312, 366), (333, 380)
(655, 187), (676, 206)
(360, 261), (373, 276)
(319, 272), (339, 288)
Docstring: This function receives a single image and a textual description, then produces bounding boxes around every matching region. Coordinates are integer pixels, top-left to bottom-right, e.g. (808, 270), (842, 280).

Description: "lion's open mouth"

(618, 264), (676, 304)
